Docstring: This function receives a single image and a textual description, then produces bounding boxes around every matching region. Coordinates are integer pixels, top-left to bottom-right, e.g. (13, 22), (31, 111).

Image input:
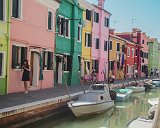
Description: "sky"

(87, 0), (160, 41)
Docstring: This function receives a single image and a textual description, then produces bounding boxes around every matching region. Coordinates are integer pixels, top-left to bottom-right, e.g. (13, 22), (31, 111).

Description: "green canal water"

(23, 89), (160, 128)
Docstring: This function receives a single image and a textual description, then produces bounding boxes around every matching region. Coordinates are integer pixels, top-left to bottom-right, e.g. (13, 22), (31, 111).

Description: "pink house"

(9, 0), (60, 93)
(91, 0), (111, 81)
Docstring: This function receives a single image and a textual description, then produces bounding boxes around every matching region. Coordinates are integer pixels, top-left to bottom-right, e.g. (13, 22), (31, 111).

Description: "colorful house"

(79, 0), (93, 80)
(125, 41), (136, 78)
(91, 0), (111, 82)
(0, 0), (10, 95)
(148, 38), (159, 76)
(55, 0), (83, 86)
(109, 29), (126, 79)
(9, 0), (60, 93)
(116, 28), (149, 77)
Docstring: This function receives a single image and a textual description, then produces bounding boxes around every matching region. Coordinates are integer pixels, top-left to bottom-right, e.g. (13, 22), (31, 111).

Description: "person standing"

(22, 59), (30, 94)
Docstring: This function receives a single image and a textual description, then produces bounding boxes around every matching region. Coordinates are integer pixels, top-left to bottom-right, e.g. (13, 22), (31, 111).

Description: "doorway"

(56, 56), (62, 86)
(30, 51), (39, 86)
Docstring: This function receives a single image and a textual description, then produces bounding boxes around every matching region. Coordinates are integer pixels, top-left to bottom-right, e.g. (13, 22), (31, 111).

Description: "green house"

(54, 0), (83, 86)
(0, 0), (10, 95)
(148, 38), (159, 76)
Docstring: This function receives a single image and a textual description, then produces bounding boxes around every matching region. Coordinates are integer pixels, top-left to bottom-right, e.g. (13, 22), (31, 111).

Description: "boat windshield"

(91, 86), (104, 91)
(152, 80), (160, 85)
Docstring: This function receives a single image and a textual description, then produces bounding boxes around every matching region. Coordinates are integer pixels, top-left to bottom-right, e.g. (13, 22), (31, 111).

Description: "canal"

(22, 89), (160, 128)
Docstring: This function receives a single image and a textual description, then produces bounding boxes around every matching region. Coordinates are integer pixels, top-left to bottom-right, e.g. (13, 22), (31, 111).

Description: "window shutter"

(0, 53), (3, 76)
(88, 34), (91, 47)
(12, 45), (18, 68)
(21, 47), (27, 67)
(68, 55), (72, 71)
(12, 0), (19, 18)
(0, 0), (3, 21)
(85, 33), (87, 46)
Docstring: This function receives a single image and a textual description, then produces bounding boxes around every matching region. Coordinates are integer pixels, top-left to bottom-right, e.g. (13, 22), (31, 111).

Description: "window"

(77, 24), (81, 42)
(12, 0), (22, 19)
(126, 65), (129, 73)
(84, 61), (90, 74)
(43, 51), (53, 70)
(86, 9), (91, 21)
(135, 49), (138, 56)
(48, 11), (53, 31)
(116, 43), (120, 51)
(117, 61), (120, 70)
(78, 56), (81, 71)
(142, 40), (144, 44)
(0, 0), (5, 21)
(122, 45), (125, 53)
(92, 60), (99, 73)
(96, 38), (99, 49)
(141, 65), (145, 72)
(109, 61), (114, 70)
(94, 12), (99, 23)
(127, 48), (130, 56)
(109, 41), (112, 50)
(85, 33), (91, 47)
(0, 53), (5, 76)
(104, 41), (107, 51)
(104, 17), (109, 27)
(12, 45), (27, 69)
(132, 49), (135, 58)
(64, 55), (72, 71)
(58, 16), (70, 38)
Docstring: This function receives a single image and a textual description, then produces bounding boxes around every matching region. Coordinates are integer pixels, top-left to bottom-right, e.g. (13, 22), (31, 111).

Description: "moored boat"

(125, 86), (145, 93)
(114, 88), (133, 102)
(67, 84), (115, 117)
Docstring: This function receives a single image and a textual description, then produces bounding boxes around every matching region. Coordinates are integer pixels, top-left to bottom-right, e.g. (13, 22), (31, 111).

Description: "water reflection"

(23, 89), (160, 128)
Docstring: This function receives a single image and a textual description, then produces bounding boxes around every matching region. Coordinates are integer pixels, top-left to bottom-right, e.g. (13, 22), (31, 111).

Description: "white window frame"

(77, 24), (81, 42)
(127, 47), (130, 56)
(132, 48), (135, 58)
(11, 0), (23, 20)
(12, 44), (27, 70)
(0, 52), (5, 78)
(43, 50), (53, 71)
(84, 60), (90, 74)
(85, 32), (91, 47)
(0, 0), (6, 22)
(47, 10), (53, 31)
(58, 16), (70, 39)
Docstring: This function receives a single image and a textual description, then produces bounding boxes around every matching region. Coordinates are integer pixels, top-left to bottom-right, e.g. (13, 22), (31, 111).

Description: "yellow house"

(79, 0), (93, 78)
(109, 30), (126, 79)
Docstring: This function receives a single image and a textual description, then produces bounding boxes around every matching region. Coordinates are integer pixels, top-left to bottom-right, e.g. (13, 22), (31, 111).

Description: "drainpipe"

(6, 0), (10, 94)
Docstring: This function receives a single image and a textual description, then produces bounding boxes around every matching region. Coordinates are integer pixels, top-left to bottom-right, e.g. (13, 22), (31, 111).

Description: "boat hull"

(126, 86), (145, 93)
(68, 100), (114, 117)
(126, 116), (153, 128)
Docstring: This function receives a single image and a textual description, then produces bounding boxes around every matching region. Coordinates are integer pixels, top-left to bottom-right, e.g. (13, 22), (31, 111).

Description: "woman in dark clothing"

(22, 59), (30, 94)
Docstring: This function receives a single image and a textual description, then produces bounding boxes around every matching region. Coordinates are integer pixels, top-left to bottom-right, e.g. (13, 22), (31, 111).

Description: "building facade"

(91, 0), (111, 82)
(9, 0), (60, 93)
(55, 0), (83, 86)
(109, 29), (126, 79)
(0, 0), (10, 95)
(148, 38), (159, 76)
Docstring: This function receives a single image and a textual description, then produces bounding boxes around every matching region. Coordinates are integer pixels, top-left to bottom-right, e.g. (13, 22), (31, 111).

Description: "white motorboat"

(126, 104), (158, 128)
(125, 86), (145, 93)
(114, 88), (133, 102)
(67, 84), (114, 117)
(148, 97), (159, 106)
(126, 116), (153, 128)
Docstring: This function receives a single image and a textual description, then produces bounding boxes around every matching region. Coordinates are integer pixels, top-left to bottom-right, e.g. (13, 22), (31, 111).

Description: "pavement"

(0, 77), (150, 109)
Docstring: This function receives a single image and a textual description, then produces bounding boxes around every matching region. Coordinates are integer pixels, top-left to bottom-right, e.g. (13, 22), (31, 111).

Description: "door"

(30, 52), (39, 86)
(58, 59), (62, 84)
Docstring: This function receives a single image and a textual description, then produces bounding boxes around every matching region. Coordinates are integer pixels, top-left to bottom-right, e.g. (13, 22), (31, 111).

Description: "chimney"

(109, 29), (115, 35)
(98, 0), (105, 9)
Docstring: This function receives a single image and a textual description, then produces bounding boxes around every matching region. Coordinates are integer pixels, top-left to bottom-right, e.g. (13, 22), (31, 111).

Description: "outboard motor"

(110, 90), (117, 100)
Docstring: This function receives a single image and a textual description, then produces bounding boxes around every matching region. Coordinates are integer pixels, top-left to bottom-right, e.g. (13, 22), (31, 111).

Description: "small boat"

(151, 79), (160, 88)
(125, 86), (145, 93)
(126, 104), (158, 128)
(67, 84), (115, 117)
(114, 88), (133, 102)
(148, 97), (159, 106)
(126, 116), (153, 128)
